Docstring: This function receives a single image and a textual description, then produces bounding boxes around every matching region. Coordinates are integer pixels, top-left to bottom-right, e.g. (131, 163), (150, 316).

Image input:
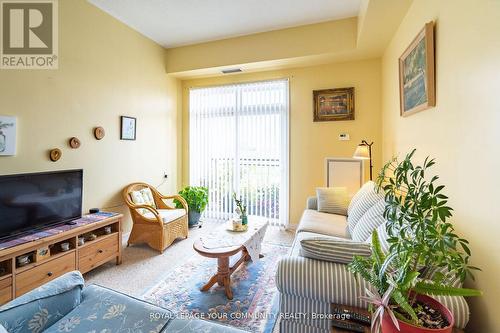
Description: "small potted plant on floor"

(174, 186), (208, 227)
(349, 149), (482, 333)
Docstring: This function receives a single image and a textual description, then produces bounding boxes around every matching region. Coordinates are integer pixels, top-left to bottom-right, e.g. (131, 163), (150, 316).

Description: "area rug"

(142, 243), (289, 333)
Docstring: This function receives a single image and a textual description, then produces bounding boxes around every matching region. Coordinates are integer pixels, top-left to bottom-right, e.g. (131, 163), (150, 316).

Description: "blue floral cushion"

(43, 284), (173, 333)
(0, 271), (84, 333)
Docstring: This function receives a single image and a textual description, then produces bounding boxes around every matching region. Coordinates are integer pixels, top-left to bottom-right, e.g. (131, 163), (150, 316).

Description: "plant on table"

(348, 149), (481, 332)
(174, 186), (208, 226)
(232, 192), (248, 225)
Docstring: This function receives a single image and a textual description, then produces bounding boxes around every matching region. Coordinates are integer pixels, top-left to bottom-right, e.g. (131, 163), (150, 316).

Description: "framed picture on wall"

(313, 87), (355, 122)
(399, 21), (435, 117)
(120, 116), (136, 140)
(0, 115), (17, 156)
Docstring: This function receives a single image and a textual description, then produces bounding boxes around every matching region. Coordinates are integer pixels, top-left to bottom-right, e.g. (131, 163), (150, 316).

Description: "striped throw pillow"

(366, 221), (391, 254)
(352, 199), (386, 242)
(347, 181), (375, 215)
(300, 236), (372, 264)
(422, 266), (463, 288)
(347, 182), (384, 234)
(316, 187), (349, 216)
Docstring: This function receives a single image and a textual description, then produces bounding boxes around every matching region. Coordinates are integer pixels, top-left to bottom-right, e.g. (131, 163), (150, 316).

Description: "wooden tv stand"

(0, 213), (123, 305)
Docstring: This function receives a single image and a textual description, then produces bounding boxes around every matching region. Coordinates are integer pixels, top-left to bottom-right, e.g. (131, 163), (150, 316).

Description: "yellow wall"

(166, 18), (357, 75)
(182, 59), (382, 227)
(381, 0), (500, 331)
(0, 0), (181, 232)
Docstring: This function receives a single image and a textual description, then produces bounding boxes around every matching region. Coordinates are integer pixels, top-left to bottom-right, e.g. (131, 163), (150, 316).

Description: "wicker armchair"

(123, 183), (189, 253)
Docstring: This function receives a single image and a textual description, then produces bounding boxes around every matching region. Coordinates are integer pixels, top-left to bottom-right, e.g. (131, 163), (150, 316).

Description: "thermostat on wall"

(339, 133), (350, 141)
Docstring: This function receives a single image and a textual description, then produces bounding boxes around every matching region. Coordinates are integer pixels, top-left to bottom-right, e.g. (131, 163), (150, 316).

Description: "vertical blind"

(189, 79), (289, 227)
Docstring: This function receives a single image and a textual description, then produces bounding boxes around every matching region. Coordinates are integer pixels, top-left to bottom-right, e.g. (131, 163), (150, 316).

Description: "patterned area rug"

(143, 243), (289, 333)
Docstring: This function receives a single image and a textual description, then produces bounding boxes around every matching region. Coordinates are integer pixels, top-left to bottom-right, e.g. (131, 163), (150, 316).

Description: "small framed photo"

(399, 22), (435, 117)
(120, 116), (136, 140)
(313, 87), (355, 122)
(0, 115), (17, 156)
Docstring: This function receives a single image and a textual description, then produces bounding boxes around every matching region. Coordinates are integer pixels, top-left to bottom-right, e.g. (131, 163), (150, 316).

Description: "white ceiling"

(88, 0), (361, 48)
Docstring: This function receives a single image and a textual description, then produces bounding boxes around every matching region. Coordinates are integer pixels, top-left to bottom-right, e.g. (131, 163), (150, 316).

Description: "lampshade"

(353, 144), (370, 159)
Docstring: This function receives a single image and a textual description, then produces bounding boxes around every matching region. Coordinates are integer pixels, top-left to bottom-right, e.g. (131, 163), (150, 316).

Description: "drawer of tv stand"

(16, 251), (76, 297)
(0, 277), (13, 304)
(78, 233), (119, 274)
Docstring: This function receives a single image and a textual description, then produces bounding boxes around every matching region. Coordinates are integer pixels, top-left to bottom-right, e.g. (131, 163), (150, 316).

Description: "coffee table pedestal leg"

(217, 257), (233, 299)
(200, 275), (218, 292)
(198, 248), (256, 300)
(200, 256), (233, 300)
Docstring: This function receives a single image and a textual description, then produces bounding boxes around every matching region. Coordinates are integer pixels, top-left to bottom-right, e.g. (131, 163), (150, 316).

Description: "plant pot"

(188, 210), (201, 227)
(382, 294), (454, 333)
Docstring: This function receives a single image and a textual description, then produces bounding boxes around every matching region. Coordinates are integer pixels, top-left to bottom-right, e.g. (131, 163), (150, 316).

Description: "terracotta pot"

(382, 294), (454, 333)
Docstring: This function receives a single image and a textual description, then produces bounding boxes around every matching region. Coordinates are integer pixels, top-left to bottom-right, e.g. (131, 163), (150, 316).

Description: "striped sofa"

(275, 181), (470, 333)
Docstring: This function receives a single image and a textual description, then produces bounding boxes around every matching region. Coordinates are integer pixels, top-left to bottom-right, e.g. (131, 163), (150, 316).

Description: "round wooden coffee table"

(193, 239), (250, 300)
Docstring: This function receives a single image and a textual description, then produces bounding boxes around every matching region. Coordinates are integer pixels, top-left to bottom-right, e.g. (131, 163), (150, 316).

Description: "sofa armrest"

(275, 257), (470, 329)
(306, 196), (318, 210)
(276, 256), (370, 307)
(0, 271), (84, 332)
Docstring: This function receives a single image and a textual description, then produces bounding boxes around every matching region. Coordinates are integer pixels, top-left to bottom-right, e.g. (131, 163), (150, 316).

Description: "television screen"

(0, 170), (83, 239)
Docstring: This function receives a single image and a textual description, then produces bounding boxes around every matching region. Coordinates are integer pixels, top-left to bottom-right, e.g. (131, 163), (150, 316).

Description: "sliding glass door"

(189, 79), (289, 227)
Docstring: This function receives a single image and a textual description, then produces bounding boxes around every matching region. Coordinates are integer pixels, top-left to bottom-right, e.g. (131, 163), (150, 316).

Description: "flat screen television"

(0, 169), (83, 239)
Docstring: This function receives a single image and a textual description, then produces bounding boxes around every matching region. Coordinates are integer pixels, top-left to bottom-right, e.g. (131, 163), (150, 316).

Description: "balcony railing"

(198, 157), (281, 222)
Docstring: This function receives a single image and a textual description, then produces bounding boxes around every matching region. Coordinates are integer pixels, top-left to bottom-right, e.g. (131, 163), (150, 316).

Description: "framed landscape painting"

(399, 22), (435, 117)
(313, 87), (355, 122)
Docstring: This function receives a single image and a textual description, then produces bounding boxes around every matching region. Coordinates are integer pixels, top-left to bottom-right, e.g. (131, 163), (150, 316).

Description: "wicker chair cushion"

(142, 209), (187, 224)
(130, 188), (157, 214)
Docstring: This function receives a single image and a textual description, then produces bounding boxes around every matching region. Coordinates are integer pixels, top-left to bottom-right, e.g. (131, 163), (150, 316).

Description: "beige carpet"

(84, 220), (295, 298)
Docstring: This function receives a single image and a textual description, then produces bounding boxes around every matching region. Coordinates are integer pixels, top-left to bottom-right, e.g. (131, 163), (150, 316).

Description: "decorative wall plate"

(69, 137), (81, 149)
(94, 127), (105, 140)
(49, 148), (62, 162)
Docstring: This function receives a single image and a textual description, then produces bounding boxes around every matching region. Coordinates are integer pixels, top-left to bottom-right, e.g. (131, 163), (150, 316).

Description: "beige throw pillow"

(130, 188), (156, 214)
(316, 187), (349, 216)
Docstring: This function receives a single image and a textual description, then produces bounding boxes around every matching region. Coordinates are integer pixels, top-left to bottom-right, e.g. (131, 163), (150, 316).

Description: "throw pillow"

(347, 181), (384, 234)
(351, 199), (386, 242)
(347, 181), (375, 215)
(316, 187), (349, 216)
(300, 236), (371, 264)
(130, 188), (156, 214)
(422, 266), (463, 288)
(140, 188), (156, 206)
(365, 221), (391, 254)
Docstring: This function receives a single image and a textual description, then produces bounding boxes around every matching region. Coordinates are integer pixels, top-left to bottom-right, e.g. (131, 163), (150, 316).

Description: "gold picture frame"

(399, 22), (436, 117)
(313, 87), (355, 122)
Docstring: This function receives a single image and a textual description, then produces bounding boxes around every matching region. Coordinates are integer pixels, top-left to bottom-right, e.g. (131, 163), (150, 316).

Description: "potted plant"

(348, 149), (481, 333)
(174, 186), (208, 226)
(232, 192), (248, 226)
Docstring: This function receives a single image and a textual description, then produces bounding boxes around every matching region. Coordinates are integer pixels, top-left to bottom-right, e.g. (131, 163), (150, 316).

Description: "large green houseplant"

(174, 186), (208, 226)
(348, 150), (481, 333)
